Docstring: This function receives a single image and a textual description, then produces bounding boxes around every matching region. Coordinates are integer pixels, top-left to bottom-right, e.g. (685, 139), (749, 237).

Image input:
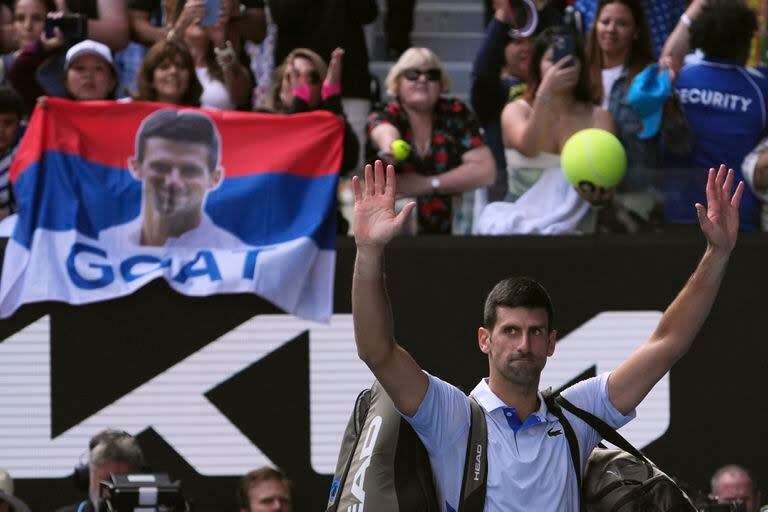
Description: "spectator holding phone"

(172, 0), (252, 109)
(585, 0), (657, 220)
(134, 38), (202, 106)
(1, 0), (55, 87)
(366, 47), (495, 235)
(494, 26), (615, 233)
(5, 7), (68, 113)
(471, 0), (532, 201)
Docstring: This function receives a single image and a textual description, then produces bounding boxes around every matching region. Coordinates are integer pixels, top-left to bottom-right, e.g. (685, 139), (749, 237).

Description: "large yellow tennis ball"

(391, 139), (411, 161)
(561, 129), (627, 189)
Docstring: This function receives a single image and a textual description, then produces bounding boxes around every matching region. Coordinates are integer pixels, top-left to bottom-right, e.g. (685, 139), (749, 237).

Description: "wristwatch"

(430, 177), (441, 193)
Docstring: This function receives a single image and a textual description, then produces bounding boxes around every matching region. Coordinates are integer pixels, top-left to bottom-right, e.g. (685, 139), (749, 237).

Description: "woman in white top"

(483, 27), (616, 234)
(171, 0), (252, 110)
(501, 27), (616, 202)
(585, 0), (657, 217)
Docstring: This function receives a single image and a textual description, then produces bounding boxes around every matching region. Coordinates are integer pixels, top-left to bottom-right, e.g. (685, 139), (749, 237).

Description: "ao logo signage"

(0, 312), (665, 478)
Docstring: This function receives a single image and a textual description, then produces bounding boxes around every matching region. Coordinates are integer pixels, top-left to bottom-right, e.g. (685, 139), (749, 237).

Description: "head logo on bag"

(350, 415), (383, 505)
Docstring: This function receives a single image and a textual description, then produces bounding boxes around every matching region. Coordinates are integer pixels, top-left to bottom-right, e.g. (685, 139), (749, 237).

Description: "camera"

(44, 14), (86, 40)
(97, 473), (191, 512)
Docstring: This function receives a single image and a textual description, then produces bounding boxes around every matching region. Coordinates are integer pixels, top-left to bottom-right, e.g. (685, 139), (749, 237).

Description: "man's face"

(714, 472), (759, 512)
(0, 113), (20, 155)
(479, 307), (556, 386)
(131, 137), (221, 220)
(65, 54), (116, 101)
(89, 461), (136, 506)
(244, 479), (292, 512)
(505, 37), (531, 79)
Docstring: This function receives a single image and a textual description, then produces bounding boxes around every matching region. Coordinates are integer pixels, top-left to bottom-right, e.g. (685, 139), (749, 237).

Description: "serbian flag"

(0, 99), (343, 322)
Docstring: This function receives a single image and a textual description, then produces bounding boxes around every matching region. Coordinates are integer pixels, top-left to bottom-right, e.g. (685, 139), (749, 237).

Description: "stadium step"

(368, 0), (485, 100)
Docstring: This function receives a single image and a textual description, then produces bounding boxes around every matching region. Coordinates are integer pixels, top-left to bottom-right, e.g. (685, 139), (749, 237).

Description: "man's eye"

(181, 166), (203, 177)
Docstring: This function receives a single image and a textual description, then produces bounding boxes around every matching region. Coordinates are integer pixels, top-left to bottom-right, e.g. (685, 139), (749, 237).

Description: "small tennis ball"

(561, 128), (627, 189)
(391, 139), (412, 161)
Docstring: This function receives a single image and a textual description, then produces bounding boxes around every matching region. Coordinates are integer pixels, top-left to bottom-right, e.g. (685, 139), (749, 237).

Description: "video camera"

(97, 473), (191, 512)
(698, 500), (748, 512)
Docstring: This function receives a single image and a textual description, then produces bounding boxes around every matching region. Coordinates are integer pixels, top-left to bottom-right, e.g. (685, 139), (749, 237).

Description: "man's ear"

(478, 327), (491, 354)
(547, 329), (557, 357)
(128, 157), (141, 180)
(209, 166), (224, 189)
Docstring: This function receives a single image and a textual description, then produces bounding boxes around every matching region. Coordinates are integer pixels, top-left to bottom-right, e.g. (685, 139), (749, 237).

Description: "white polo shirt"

(404, 372), (635, 512)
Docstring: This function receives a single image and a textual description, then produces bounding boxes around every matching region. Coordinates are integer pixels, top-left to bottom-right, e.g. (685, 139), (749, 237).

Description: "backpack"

(327, 381), (695, 512)
(325, 381), (487, 512)
(544, 391), (698, 512)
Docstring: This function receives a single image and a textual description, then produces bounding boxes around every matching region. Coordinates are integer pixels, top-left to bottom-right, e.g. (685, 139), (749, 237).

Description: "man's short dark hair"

(237, 467), (292, 509)
(0, 87), (24, 119)
(690, 0), (757, 65)
(483, 277), (555, 330)
(135, 108), (221, 172)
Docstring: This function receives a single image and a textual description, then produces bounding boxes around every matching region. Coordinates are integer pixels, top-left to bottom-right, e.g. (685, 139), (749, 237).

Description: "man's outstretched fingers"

(352, 175), (362, 204)
(385, 164), (397, 196)
(731, 181), (744, 208)
(364, 163), (374, 197)
(374, 160), (385, 195)
(395, 201), (416, 230)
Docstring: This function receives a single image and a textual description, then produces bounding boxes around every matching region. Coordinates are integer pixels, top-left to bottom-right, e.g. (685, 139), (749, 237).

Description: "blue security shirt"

(666, 58), (768, 230)
(403, 372), (635, 512)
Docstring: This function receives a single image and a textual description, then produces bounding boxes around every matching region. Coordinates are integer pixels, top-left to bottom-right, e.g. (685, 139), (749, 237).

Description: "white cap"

(65, 39), (115, 72)
(0, 467), (13, 495)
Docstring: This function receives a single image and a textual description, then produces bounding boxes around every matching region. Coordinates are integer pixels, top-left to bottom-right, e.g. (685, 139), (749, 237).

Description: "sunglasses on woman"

(402, 68), (441, 81)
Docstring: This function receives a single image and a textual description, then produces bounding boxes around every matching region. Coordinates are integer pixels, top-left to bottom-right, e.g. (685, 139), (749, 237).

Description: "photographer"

(55, 430), (145, 512)
(706, 465), (762, 512)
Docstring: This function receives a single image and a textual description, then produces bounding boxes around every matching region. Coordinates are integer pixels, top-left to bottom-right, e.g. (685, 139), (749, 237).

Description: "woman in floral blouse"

(366, 47), (495, 235)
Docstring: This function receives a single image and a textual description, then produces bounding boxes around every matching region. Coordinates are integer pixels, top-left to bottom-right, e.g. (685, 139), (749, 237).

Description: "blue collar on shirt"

(471, 378), (553, 431)
(501, 406), (544, 431)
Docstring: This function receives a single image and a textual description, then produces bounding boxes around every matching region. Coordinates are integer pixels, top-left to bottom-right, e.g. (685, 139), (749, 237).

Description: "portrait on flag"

(0, 99), (344, 321)
(103, 108), (241, 248)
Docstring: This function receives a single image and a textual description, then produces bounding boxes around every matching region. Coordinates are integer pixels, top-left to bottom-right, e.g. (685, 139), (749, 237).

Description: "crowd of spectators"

(1, 0), (768, 237)
(0, 428), (761, 511)
(0, 429), (295, 511)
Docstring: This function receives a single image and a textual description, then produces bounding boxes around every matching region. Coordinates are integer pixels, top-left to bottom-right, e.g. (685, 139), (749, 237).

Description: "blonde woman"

(366, 47), (495, 235)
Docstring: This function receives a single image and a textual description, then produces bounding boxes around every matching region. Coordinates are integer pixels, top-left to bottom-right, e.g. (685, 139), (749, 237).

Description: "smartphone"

(552, 34), (575, 67)
(44, 15), (86, 40)
(200, 0), (221, 27)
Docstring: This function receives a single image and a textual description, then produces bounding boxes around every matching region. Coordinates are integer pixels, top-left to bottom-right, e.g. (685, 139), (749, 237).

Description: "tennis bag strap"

(554, 394), (647, 462)
(543, 389), (584, 511)
(458, 396), (488, 512)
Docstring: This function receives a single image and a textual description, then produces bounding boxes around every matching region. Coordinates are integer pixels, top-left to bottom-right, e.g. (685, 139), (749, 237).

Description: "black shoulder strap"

(554, 394), (647, 463)
(543, 389), (583, 510)
(458, 396), (487, 512)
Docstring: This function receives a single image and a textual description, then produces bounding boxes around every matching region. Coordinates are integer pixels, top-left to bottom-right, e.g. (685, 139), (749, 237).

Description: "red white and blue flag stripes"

(0, 99), (343, 322)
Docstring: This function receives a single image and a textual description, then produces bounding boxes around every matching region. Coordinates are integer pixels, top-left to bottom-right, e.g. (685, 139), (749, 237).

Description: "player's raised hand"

(695, 164), (743, 253)
(352, 160), (415, 250)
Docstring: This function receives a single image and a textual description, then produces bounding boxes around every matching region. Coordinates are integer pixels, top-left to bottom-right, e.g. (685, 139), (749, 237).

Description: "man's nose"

(164, 168), (184, 187)
(517, 332), (532, 352)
